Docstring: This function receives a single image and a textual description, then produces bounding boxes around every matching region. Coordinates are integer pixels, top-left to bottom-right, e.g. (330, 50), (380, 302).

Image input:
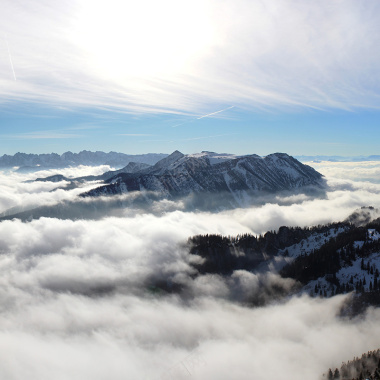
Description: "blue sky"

(1, 0), (380, 156)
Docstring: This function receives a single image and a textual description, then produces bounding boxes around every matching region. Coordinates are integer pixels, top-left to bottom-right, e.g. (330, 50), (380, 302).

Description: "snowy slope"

(296, 227), (380, 297)
(279, 226), (348, 258)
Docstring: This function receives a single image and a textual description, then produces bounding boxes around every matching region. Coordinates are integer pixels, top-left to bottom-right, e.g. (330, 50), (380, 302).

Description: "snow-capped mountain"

(0, 151), (167, 170)
(82, 150), (323, 204)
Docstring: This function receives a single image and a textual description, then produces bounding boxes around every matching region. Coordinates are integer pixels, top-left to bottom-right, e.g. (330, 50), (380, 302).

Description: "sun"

(70, 0), (215, 82)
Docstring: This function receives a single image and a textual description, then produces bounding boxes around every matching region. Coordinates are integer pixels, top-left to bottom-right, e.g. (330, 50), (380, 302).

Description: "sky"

(1, 0), (380, 156)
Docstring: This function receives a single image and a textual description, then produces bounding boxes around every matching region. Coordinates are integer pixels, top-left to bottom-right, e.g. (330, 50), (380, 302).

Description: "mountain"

(0, 150), (168, 170)
(187, 207), (380, 312)
(82, 151), (324, 205)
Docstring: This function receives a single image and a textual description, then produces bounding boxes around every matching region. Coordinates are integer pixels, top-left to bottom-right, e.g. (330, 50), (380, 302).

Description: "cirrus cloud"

(1, 0), (380, 114)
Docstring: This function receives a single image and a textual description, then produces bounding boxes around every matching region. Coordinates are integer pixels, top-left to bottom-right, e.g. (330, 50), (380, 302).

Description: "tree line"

(325, 349), (380, 379)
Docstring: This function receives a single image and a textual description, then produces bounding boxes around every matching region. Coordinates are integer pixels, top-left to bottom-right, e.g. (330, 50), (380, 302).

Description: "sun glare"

(71, 0), (215, 81)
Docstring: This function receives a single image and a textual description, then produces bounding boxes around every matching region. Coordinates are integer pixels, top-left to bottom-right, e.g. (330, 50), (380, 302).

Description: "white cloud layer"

(1, 162), (380, 378)
(0, 165), (111, 214)
(1, 161), (380, 230)
(308, 161), (380, 183)
(1, 216), (380, 379)
(1, 0), (380, 113)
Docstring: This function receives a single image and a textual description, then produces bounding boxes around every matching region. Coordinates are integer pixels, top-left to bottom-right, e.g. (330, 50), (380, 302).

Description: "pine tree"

(333, 368), (340, 379)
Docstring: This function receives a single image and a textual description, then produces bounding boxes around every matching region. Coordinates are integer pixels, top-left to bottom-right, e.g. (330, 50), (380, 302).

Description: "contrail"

(196, 105), (235, 120)
(172, 106), (235, 127)
(4, 35), (17, 81)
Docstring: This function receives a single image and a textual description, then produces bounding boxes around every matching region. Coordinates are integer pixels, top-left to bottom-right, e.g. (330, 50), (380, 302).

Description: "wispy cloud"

(3, 132), (82, 140)
(64, 124), (103, 131)
(140, 133), (237, 143)
(1, 0), (380, 115)
(182, 133), (237, 141)
(116, 133), (156, 136)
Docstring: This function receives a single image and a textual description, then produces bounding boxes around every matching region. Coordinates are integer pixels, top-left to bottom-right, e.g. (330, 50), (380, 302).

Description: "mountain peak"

(150, 150), (185, 172)
(265, 152), (291, 159)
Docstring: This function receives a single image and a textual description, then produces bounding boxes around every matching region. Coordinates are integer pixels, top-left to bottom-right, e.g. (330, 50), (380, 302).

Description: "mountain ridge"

(0, 150), (168, 170)
(82, 151), (323, 205)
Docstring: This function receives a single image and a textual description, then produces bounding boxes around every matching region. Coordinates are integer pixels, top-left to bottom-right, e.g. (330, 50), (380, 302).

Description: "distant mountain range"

(0, 150), (168, 171)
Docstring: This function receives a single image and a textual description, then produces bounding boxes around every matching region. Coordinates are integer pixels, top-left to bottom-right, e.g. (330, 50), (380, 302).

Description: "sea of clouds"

(1, 162), (380, 379)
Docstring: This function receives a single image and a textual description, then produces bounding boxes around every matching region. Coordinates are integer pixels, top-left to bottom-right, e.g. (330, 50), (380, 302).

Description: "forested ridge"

(281, 219), (380, 294)
(187, 215), (380, 307)
(187, 222), (349, 275)
(324, 349), (380, 379)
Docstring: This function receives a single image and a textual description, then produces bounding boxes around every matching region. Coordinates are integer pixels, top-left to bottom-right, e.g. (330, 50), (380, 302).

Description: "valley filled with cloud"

(1, 162), (380, 379)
